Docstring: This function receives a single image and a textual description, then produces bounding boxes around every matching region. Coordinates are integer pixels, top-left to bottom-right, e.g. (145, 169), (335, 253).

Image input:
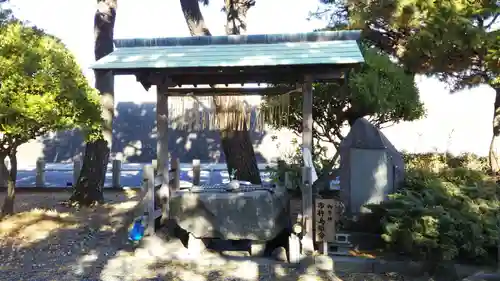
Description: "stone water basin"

(169, 183), (290, 241)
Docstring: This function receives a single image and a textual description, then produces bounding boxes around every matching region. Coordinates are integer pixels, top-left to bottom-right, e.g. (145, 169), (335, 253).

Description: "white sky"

(5, 0), (498, 157)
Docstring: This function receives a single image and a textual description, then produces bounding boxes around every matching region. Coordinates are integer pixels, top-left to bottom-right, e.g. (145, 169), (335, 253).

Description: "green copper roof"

(91, 30), (364, 71)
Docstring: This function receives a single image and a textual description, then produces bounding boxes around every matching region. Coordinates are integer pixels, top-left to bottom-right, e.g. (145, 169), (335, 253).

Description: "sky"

(4, 0), (498, 157)
(6, 0), (326, 97)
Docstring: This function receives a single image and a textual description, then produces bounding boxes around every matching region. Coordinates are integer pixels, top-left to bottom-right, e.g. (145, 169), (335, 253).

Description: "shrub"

(402, 152), (489, 172)
(367, 166), (500, 263)
(267, 137), (330, 194)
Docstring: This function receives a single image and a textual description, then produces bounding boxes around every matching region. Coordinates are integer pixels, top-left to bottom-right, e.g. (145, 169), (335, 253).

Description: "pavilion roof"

(91, 30), (364, 87)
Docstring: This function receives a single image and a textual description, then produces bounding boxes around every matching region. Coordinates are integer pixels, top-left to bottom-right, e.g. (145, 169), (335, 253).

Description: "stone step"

(329, 242), (353, 247)
(328, 244), (352, 256)
(335, 233), (351, 244)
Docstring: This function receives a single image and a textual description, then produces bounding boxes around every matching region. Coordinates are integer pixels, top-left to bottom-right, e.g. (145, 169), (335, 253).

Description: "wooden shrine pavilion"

(91, 30), (364, 259)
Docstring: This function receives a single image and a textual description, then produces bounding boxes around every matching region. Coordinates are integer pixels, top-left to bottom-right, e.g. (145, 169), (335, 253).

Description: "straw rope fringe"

(167, 94), (291, 132)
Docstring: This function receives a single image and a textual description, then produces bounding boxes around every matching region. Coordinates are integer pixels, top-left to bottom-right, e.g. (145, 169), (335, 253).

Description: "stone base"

(462, 272), (500, 281)
(170, 186), (289, 241)
(249, 241), (266, 257)
(295, 272), (342, 281)
(299, 255), (335, 274)
(315, 255), (335, 272)
(272, 247), (288, 262)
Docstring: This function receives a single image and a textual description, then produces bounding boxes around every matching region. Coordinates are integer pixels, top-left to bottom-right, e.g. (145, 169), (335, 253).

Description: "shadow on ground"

(0, 191), (343, 281)
(0, 191), (406, 280)
(0, 191), (141, 280)
(138, 251), (340, 281)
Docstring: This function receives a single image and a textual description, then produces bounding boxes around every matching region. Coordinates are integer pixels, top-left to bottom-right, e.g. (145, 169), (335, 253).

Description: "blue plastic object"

(128, 216), (146, 242)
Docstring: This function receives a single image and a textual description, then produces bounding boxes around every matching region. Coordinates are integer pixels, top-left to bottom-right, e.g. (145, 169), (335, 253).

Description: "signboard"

(314, 199), (336, 242)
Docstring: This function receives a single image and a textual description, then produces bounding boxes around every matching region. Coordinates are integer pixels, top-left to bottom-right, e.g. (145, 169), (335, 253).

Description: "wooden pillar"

(73, 156), (82, 186)
(157, 85), (169, 177)
(35, 157), (45, 187)
(277, 159), (286, 184)
(192, 159), (201, 186)
(143, 163), (155, 235)
(171, 157), (180, 191)
(302, 76), (313, 152)
(156, 84), (170, 223)
(112, 159), (121, 188)
(302, 76), (315, 254)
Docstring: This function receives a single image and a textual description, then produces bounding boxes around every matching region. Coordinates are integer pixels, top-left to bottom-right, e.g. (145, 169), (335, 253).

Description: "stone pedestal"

(462, 272), (500, 280)
(299, 255), (335, 274)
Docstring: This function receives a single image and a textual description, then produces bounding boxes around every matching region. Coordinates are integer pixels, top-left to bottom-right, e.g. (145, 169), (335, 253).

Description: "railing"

(7, 157), (275, 188)
(9, 157), (123, 188)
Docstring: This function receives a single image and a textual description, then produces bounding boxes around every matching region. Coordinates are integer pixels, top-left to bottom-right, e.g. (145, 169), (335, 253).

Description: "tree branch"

(485, 14), (499, 29)
(180, 0), (212, 36)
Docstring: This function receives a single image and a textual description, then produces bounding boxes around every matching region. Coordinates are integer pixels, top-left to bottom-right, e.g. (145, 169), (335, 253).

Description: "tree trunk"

(312, 151), (340, 191)
(220, 127), (261, 183)
(214, 97), (261, 183)
(70, 0), (116, 206)
(69, 140), (108, 206)
(179, 0), (211, 36)
(224, 0), (253, 35)
(0, 157), (8, 188)
(489, 87), (500, 173)
(179, 0), (260, 184)
(1, 152), (17, 217)
(217, 0), (260, 184)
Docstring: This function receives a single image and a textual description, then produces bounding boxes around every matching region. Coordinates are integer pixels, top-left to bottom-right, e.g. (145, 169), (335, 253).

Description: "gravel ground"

(0, 191), (409, 281)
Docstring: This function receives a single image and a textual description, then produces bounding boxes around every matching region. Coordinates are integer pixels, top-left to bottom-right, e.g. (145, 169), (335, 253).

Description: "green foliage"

(315, 0), (499, 172)
(316, 0), (499, 90)
(263, 45), (424, 151)
(403, 151), (489, 172)
(348, 45), (425, 123)
(266, 137), (329, 192)
(0, 17), (102, 155)
(368, 152), (500, 263)
(485, 30), (500, 87)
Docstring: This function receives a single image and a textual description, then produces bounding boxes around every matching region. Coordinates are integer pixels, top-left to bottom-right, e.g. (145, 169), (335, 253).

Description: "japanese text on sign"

(314, 199), (335, 242)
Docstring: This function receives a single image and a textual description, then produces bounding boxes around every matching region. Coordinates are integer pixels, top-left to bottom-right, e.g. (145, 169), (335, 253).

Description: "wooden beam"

(168, 71), (343, 86)
(137, 64), (347, 76)
(166, 86), (299, 96)
(311, 72), (346, 80)
(123, 64), (350, 87)
(136, 72), (173, 91)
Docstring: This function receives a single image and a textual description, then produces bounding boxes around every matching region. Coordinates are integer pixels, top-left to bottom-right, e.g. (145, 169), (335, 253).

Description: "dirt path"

(0, 191), (406, 281)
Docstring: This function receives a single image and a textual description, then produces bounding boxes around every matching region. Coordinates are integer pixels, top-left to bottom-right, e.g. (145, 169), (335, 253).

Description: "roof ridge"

(114, 30), (361, 48)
